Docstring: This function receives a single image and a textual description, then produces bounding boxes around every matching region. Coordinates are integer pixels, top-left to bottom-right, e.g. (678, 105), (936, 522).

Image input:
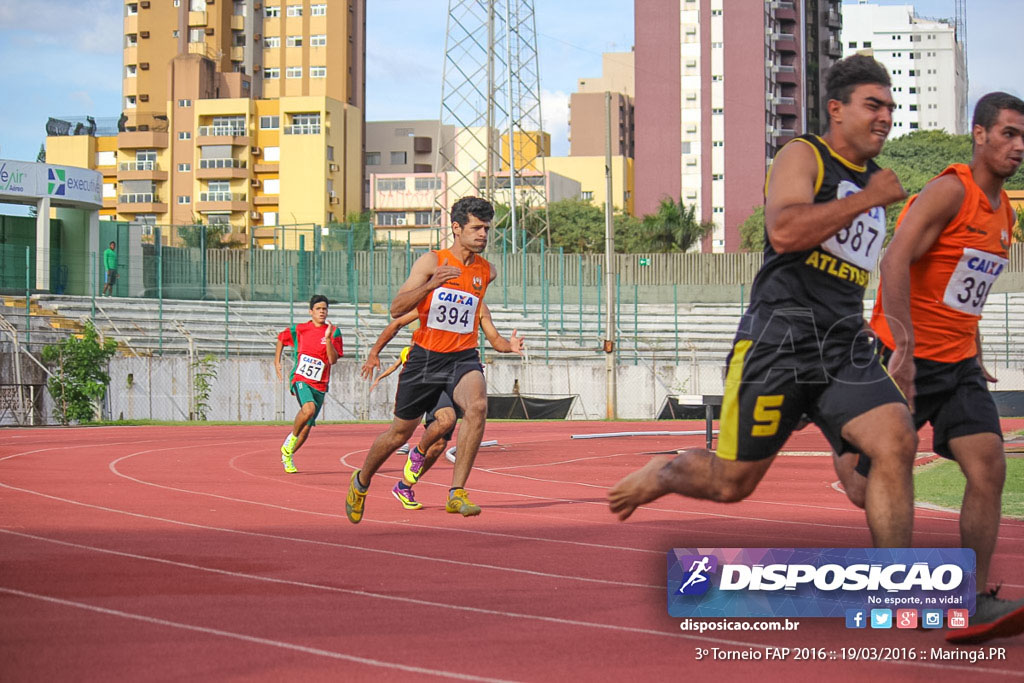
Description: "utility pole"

(603, 91), (617, 419)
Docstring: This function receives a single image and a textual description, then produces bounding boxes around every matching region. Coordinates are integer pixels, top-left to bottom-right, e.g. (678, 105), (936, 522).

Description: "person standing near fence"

(346, 196), (496, 523)
(835, 92), (1024, 644)
(102, 241), (117, 296)
(274, 294), (343, 473)
(608, 55), (919, 549)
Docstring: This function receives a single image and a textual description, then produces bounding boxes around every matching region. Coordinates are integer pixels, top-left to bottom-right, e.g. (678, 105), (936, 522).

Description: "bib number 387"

(942, 247), (1008, 315)
(821, 180), (886, 272)
(427, 286), (479, 334)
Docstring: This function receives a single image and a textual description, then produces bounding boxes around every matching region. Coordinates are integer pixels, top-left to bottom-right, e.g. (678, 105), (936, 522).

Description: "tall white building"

(842, 2), (967, 137)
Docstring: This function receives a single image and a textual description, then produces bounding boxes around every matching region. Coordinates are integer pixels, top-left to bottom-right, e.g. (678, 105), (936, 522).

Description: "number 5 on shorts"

(751, 395), (784, 437)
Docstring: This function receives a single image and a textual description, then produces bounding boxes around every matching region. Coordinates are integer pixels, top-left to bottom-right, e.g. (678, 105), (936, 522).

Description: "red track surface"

(2, 420), (1022, 681)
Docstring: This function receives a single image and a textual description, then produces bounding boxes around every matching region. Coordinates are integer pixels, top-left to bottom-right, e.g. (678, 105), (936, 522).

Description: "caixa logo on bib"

(667, 548), (976, 618)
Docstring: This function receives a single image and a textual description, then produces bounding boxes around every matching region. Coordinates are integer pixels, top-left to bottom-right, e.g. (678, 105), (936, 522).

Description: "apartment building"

(842, 2), (967, 136)
(48, 0), (365, 246)
(635, 0), (840, 252)
(569, 52), (635, 158)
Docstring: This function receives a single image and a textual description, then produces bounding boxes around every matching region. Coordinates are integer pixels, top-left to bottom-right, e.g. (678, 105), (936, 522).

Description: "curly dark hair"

(450, 196), (494, 227)
(972, 91), (1024, 130)
(823, 55), (892, 128)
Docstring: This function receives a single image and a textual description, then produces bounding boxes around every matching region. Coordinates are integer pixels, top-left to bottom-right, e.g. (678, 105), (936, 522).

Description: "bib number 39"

(427, 286), (479, 334)
(942, 247), (1008, 315)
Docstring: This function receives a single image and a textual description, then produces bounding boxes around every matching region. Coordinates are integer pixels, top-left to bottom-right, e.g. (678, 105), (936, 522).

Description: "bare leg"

(401, 409), (456, 486)
(292, 422), (313, 453)
(358, 416), (421, 488)
(949, 432), (1005, 589)
(608, 449), (775, 521)
(841, 402), (917, 547)
(832, 451), (867, 509)
(450, 370), (487, 490)
(289, 403), (316, 451)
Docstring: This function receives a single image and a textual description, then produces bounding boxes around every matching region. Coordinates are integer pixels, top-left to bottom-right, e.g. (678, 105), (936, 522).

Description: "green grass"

(915, 458), (1024, 519)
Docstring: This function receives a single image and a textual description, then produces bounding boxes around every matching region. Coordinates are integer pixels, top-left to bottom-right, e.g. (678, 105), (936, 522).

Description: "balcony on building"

(196, 158), (248, 179)
(772, 1), (797, 20)
(774, 96), (799, 118)
(117, 192), (166, 214)
(197, 124), (250, 146)
(825, 7), (842, 29)
(771, 32), (797, 54)
(118, 130), (169, 149)
(253, 194), (278, 206)
(283, 123), (322, 135)
(772, 64), (798, 85)
(188, 10), (206, 26)
(197, 191), (248, 212)
(117, 160), (168, 181)
(827, 36), (843, 58)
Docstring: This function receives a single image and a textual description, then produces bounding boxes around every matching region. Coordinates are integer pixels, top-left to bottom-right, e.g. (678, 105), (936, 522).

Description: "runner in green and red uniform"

(274, 294), (343, 473)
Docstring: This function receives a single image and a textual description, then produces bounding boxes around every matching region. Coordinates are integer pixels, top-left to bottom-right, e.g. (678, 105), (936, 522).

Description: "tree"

(634, 198), (714, 252)
(179, 219), (226, 249)
(42, 321), (118, 424)
(541, 199), (606, 253)
(738, 205), (766, 252)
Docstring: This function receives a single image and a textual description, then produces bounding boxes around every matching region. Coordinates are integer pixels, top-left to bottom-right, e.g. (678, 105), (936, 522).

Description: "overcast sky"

(0, 0), (1019, 166)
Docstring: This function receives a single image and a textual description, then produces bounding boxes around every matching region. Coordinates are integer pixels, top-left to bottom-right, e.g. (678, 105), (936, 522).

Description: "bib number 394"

(821, 180), (886, 272)
(295, 354), (325, 382)
(427, 286), (479, 334)
(942, 247), (1008, 315)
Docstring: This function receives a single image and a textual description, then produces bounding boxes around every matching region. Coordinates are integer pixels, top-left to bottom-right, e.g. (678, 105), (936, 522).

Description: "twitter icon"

(870, 609), (892, 629)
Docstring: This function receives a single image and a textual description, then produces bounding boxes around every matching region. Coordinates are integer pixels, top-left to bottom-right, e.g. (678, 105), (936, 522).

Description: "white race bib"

(821, 180), (886, 272)
(942, 247), (1008, 315)
(426, 286), (479, 334)
(295, 353), (325, 382)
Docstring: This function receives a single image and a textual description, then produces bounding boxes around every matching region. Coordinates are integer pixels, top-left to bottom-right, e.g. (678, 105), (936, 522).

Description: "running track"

(2, 420), (1022, 681)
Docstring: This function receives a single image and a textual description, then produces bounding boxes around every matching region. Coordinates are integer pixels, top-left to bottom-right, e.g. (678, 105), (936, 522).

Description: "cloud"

(541, 89), (570, 157)
(0, 0), (122, 55)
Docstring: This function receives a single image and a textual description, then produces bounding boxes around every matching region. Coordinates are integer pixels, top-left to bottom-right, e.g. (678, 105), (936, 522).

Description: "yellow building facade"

(544, 155), (634, 215)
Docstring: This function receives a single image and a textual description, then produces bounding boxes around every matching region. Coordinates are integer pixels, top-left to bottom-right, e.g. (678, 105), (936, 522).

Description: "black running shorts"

(393, 345), (483, 421)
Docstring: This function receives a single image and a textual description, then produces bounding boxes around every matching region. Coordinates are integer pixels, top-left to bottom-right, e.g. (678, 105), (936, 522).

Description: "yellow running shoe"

(281, 450), (297, 474)
(446, 488), (481, 517)
(346, 470), (368, 523)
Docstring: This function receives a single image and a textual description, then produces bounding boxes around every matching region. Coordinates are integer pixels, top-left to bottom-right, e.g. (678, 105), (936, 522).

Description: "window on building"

(377, 212), (406, 226)
(910, 104), (918, 111)
(96, 151), (117, 166)
(233, 0), (246, 16)
(178, 196), (191, 205)
(207, 214), (232, 226)
(286, 66), (302, 78)
(311, 3), (326, 16)
(126, 65), (137, 78)
(190, 0), (205, 10)
(260, 116), (280, 129)
(264, 67), (280, 79)
(848, 41), (856, 48)
(414, 177), (441, 191)
(711, 107), (723, 114)
(376, 178), (406, 191)
(713, 207), (724, 213)
(711, 9), (722, 15)
(263, 146), (280, 161)
(263, 212), (278, 226)
(286, 113), (320, 134)
(310, 34), (326, 47)
(712, 141), (723, 147)
(265, 5), (280, 17)
(286, 4), (302, 17)
(265, 36), (280, 47)
(126, 34), (137, 47)
(910, 122), (919, 129)
(712, 173), (723, 180)
(909, 87), (917, 94)
(390, 151), (407, 165)
(178, 163), (191, 172)
(327, 145), (334, 161)
(189, 27), (204, 43)
(581, 191), (594, 201)
(127, 3), (138, 15)
(310, 66), (326, 78)
(415, 211), (440, 225)
(178, 98), (192, 107)
(178, 131), (191, 140)
(125, 95), (137, 109)
(287, 35), (302, 47)
(366, 152), (380, 165)
(863, 41), (872, 48)
(263, 178), (280, 194)
(103, 182), (116, 198)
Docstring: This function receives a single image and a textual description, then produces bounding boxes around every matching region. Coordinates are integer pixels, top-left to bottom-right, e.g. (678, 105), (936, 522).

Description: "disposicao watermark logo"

(667, 548), (975, 618)
(47, 168), (66, 196)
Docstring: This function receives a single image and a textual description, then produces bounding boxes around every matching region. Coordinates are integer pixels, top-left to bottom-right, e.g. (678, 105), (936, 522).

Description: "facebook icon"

(845, 609), (866, 629)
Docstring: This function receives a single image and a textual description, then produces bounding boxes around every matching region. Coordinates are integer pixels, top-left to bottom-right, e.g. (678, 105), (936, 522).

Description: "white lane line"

(0, 585), (516, 682)
(4, 530), (1020, 679)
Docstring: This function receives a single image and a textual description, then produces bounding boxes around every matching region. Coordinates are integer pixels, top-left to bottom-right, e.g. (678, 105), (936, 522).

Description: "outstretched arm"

(370, 358), (404, 391)
(274, 339), (285, 380)
(361, 310), (418, 380)
(479, 302), (524, 355)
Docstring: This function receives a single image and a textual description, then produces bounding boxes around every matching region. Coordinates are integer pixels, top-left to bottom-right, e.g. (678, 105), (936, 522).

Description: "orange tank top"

(412, 249), (491, 353)
(872, 164), (1015, 363)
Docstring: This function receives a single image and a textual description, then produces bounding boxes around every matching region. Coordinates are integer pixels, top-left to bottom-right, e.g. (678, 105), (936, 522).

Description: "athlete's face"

(975, 108), (1024, 179)
(310, 302), (328, 324)
(453, 213), (490, 253)
(830, 83), (894, 160)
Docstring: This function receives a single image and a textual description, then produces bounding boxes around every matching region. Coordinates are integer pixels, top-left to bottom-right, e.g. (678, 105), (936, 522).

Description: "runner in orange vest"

(837, 92), (1024, 645)
(346, 196), (498, 522)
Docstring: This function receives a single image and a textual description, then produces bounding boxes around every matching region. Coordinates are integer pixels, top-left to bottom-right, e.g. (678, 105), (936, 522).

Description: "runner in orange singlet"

(837, 92), (1024, 645)
(346, 196), (497, 523)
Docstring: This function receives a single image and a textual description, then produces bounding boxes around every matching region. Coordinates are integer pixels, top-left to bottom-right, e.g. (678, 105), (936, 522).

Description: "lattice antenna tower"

(434, 0), (549, 252)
